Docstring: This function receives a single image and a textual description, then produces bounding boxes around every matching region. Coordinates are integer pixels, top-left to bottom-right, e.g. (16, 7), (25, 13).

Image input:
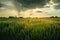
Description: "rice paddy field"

(0, 18), (60, 40)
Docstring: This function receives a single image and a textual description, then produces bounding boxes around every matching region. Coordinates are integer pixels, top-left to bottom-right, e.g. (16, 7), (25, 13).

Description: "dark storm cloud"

(14, 0), (50, 9)
(54, 0), (60, 3)
(0, 3), (3, 7)
(0, 3), (7, 7)
(54, 4), (60, 10)
(53, 0), (60, 10)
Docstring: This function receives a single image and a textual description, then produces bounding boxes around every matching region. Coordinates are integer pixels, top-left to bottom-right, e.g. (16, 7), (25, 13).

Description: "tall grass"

(0, 18), (60, 40)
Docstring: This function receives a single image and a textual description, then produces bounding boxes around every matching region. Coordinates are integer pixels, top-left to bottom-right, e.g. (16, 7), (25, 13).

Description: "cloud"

(0, 3), (2, 7)
(0, 0), (60, 17)
(53, 0), (60, 10)
(14, 0), (50, 9)
(54, 4), (60, 9)
(54, 0), (60, 3)
(0, 0), (18, 17)
(0, 3), (5, 7)
(0, 0), (16, 10)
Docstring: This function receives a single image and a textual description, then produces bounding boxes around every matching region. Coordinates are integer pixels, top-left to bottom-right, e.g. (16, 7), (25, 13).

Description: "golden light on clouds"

(0, 0), (60, 17)
(19, 8), (48, 18)
(18, 0), (59, 18)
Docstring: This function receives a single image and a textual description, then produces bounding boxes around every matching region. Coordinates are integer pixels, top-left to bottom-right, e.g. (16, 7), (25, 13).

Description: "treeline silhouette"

(50, 16), (59, 18)
(0, 16), (60, 19)
(0, 16), (23, 19)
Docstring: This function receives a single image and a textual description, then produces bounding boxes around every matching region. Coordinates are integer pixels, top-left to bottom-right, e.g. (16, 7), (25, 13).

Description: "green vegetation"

(0, 18), (60, 40)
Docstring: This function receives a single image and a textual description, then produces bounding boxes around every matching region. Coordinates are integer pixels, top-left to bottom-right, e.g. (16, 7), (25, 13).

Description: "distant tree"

(50, 16), (54, 18)
(50, 16), (59, 18)
(19, 17), (23, 18)
(55, 16), (59, 18)
(0, 17), (7, 19)
(9, 16), (15, 18)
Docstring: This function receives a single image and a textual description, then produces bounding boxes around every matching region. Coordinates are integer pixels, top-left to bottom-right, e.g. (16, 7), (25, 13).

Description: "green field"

(0, 18), (60, 40)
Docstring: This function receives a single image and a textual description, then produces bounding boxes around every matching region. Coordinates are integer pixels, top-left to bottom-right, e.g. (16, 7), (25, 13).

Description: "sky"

(0, 0), (60, 17)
